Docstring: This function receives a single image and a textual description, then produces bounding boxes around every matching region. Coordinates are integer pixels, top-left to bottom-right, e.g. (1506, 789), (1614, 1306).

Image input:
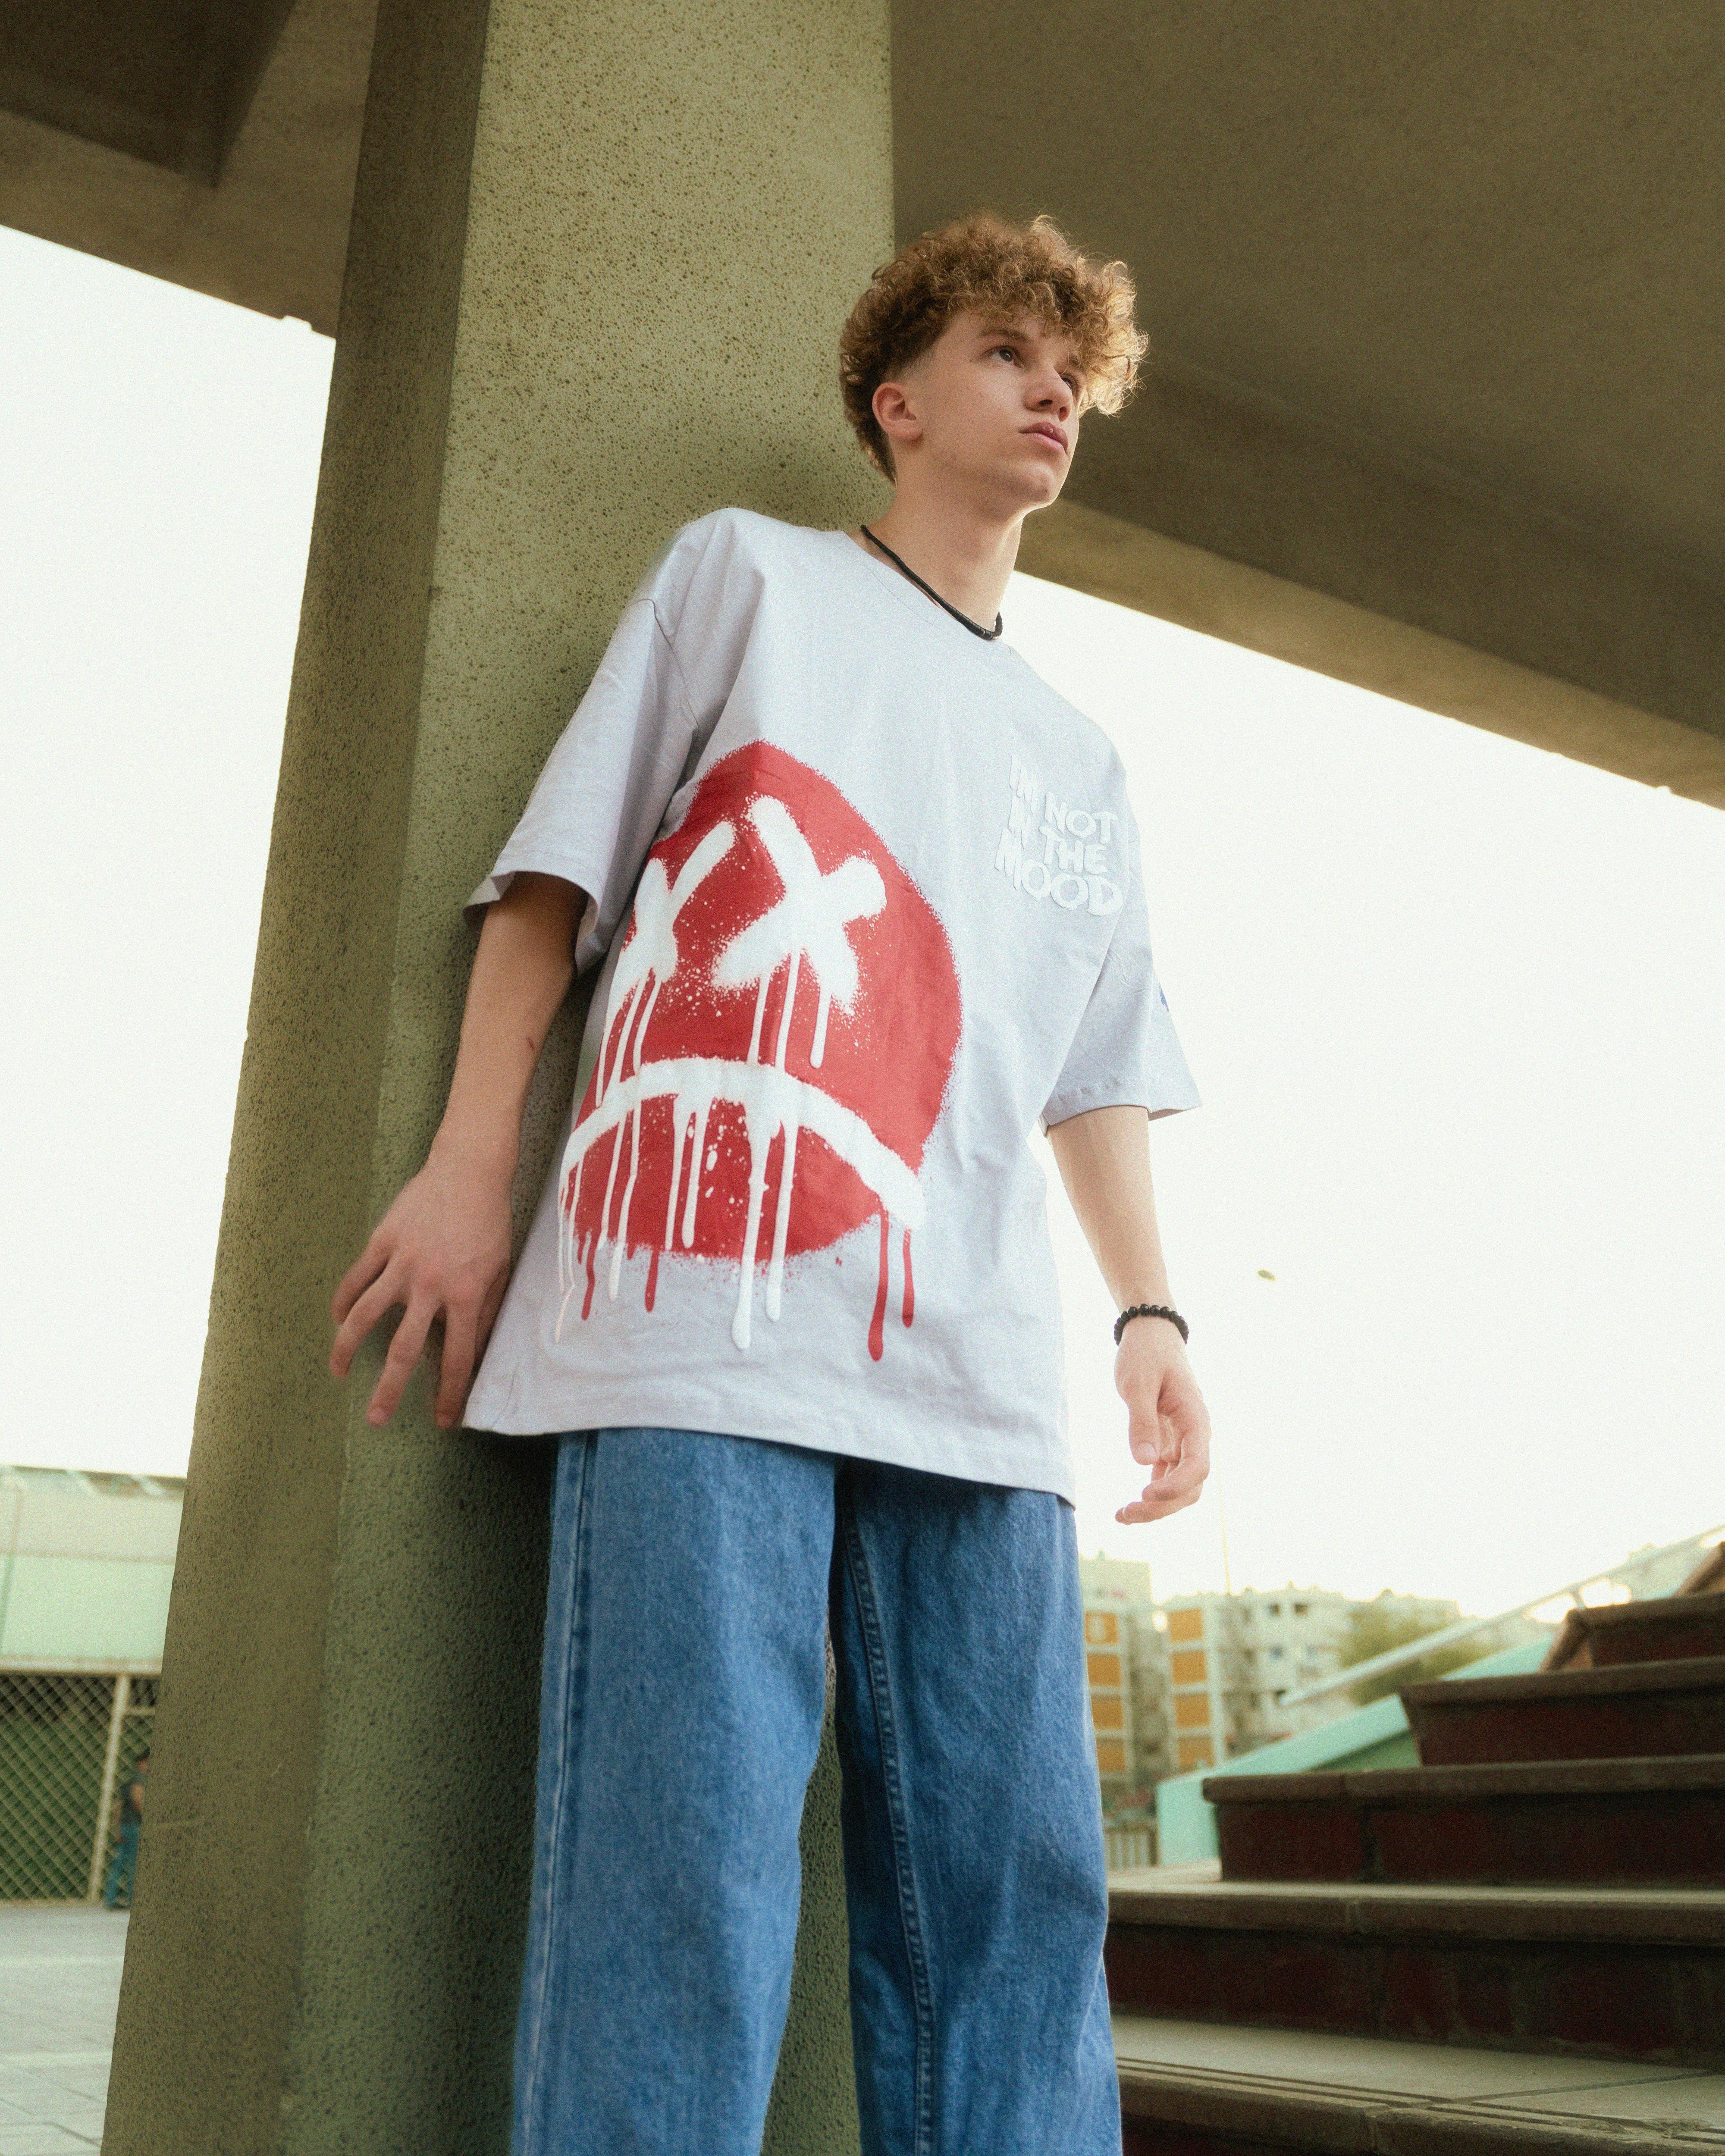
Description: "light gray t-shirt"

(460, 507), (1199, 1500)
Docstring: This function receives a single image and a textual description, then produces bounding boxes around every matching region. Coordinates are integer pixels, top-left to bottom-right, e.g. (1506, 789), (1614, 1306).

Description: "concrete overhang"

(2, 0), (1719, 803)
(0, 0), (374, 329)
(896, 2), (1725, 806)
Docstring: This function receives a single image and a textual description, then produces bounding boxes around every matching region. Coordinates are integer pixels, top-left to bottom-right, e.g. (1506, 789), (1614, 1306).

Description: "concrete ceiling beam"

(0, 0), (374, 330)
(1, 0), (1719, 805)
(1026, 358), (1725, 806)
(1, 0), (301, 186)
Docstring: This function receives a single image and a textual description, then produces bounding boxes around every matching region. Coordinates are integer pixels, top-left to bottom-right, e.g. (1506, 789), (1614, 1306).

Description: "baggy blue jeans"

(510, 1427), (1120, 2156)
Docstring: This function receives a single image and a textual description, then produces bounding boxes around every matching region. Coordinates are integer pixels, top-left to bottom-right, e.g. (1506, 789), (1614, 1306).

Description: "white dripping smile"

(555, 794), (921, 1352)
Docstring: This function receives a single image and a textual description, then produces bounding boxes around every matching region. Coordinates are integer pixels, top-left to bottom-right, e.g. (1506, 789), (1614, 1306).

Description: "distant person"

(102, 1745), (148, 1909)
(331, 210), (1212, 2154)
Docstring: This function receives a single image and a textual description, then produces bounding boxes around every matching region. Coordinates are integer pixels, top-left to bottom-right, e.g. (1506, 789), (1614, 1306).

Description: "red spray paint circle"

(559, 743), (961, 1354)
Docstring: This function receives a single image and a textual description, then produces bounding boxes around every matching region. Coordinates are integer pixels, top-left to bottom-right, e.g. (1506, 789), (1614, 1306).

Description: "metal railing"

(1104, 1824), (1155, 1872)
(0, 1670), (157, 1901)
(1276, 1524), (1725, 1711)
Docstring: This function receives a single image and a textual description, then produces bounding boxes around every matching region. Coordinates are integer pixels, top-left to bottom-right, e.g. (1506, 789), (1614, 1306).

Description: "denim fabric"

(511, 1427), (1119, 2156)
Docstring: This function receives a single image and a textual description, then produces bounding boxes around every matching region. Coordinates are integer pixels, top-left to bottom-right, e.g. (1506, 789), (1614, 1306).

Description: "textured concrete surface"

(0, 1905), (127, 2153)
(898, 0), (1725, 787)
(1016, 501), (1725, 809)
(1021, 409), (1725, 806)
(0, 0), (297, 184)
(0, 0), (375, 331)
(762, 1688), (858, 2156)
(100, 0), (889, 2148)
(899, 2), (1725, 576)
(5, 4), (1723, 791)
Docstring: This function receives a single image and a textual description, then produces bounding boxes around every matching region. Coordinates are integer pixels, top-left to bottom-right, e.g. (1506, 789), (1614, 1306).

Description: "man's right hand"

(327, 869), (581, 1432)
(329, 1144), (516, 1429)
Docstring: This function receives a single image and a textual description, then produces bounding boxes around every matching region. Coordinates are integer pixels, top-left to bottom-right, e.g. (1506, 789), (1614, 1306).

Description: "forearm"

(430, 872), (580, 1182)
(1045, 1103), (1172, 1310)
(1048, 1101), (1208, 1524)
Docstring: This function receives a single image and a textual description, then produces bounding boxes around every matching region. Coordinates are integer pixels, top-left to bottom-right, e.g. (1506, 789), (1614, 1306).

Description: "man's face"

(880, 309), (1085, 508)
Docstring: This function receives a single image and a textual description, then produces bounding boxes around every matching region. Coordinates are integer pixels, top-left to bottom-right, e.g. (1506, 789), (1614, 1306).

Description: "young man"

(330, 211), (1211, 2155)
(102, 1745), (148, 1908)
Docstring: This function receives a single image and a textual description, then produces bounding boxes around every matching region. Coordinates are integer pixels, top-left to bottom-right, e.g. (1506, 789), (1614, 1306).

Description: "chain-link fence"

(0, 1670), (157, 1901)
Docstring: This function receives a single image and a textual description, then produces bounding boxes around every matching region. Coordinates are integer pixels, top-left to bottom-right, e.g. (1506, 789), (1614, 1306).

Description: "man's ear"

(872, 376), (923, 455)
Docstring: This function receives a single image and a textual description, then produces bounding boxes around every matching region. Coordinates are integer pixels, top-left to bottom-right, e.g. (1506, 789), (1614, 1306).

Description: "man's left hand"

(1113, 1319), (1211, 1524)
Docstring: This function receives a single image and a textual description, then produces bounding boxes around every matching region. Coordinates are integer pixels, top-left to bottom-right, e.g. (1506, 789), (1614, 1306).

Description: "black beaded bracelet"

(1114, 1302), (1189, 1347)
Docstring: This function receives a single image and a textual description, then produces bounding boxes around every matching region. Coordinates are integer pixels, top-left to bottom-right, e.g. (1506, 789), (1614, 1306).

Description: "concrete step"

(1546, 1592), (1725, 1672)
(1403, 1655), (1725, 1766)
(1114, 2013), (1725, 2153)
(1208, 1755), (1725, 1888)
(1105, 1867), (1725, 2068)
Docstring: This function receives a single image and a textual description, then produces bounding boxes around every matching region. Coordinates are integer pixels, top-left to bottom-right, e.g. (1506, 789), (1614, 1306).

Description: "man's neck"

(849, 484), (1024, 631)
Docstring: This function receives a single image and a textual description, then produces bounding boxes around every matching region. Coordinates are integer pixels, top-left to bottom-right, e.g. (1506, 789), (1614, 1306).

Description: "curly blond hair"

(839, 211), (1150, 479)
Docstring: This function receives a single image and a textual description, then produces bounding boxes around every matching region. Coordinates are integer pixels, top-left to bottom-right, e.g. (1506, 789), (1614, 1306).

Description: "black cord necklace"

(858, 523), (1003, 641)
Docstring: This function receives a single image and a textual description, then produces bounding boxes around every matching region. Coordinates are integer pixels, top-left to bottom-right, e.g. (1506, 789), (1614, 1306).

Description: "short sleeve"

(462, 581), (698, 975)
(1041, 803), (1201, 1129)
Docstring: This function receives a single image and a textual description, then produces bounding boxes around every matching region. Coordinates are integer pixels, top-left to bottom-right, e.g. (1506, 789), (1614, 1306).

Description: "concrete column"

(103, 0), (889, 2147)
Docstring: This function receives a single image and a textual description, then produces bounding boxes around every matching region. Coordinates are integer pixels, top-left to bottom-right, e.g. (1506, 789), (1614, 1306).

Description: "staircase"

(1110, 1586), (1725, 2151)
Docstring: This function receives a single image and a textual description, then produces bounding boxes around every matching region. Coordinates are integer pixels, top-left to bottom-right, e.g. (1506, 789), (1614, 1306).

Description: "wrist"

(427, 1119), (519, 1187)
(1114, 1301), (1189, 1349)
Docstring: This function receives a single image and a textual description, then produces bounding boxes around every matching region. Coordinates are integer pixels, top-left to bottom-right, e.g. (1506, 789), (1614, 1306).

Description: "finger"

(476, 1267), (510, 1345)
(366, 1297), (436, 1428)
(1116, 1426), (1211, 1522)
(330, 1234), (391, 1326)
(1116, 1468), (1206, 1523)
(1127, 1406), (1174, 1467)
(329, 1261), (408, 1377)
(464, 1271), (512, 1391)
(424, 1265), (511, 1430)
(1143, 1446), (1208, 1507)
(1132, 1401), (1209, 1484)
(433, 1304), (479, 1430)
(1162, 1382), (1212, 1463)
(1115, 1489), (1201, 1524)
(1148, 1419), (1208, 1491)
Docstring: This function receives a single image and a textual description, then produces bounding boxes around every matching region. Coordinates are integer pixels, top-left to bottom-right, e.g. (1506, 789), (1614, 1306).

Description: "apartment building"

(1161, 1584), (1465, 1769)
(1078, 1555), (1170, 1809)
(1079, 1541), (1714, 1817)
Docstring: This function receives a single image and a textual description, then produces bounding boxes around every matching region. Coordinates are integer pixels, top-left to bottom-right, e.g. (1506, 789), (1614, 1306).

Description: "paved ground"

(0, 1905), (126, 2153)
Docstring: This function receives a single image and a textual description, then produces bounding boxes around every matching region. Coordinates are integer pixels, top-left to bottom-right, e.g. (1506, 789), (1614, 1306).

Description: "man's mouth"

(1023, 423), (1069, 453)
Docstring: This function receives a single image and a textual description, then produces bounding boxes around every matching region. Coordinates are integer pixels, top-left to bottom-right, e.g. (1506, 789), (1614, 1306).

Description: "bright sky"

(4, 227), (1722, 1617)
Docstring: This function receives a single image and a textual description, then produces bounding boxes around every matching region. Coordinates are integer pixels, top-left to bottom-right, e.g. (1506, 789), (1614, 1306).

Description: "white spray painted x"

(712, 796), (886, 1341)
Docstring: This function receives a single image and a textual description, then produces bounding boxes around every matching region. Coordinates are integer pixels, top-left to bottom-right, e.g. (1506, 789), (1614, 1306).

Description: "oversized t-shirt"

(460, 507), (1199, 1501)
